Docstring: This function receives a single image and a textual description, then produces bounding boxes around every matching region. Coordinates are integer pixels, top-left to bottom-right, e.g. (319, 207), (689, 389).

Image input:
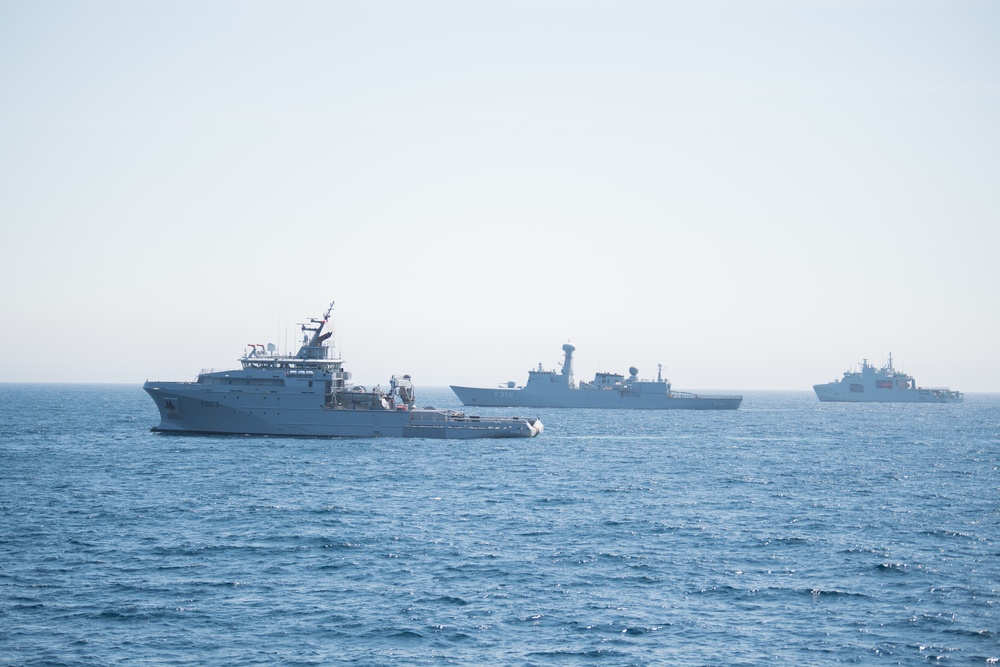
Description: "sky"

(1, 0), (998, 392)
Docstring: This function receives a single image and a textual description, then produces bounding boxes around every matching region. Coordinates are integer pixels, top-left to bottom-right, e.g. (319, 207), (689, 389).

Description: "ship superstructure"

(813, 354), (963, 403)
(450, 343), (742, 410)
(144, 303), (543, 438)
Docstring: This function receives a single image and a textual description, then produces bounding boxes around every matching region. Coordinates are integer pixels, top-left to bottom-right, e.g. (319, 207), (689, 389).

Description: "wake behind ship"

(451, 344), (742, 410)
(813, 354), (963, 403)
(143, 303), (543, 438)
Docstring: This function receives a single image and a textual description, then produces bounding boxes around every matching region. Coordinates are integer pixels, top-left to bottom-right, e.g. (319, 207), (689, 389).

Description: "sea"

(1, 384), (997, 667)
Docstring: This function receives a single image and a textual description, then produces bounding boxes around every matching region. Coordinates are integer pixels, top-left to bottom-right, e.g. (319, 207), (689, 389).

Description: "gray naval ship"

(813, 354), (963, 403)
(451, 343), (742, 410)
(143, 303), (543, 438)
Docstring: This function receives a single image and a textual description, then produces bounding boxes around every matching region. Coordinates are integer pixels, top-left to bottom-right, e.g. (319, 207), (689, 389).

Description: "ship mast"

(295, 301), (335, 359)
(560, 343), (576, 388)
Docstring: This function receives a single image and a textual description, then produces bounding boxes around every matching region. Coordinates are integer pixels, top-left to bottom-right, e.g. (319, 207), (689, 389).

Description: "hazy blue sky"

(2, 1), (998, 391)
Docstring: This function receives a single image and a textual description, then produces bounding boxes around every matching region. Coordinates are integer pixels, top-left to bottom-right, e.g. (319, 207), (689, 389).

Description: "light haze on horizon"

(2, 1), (998, 392)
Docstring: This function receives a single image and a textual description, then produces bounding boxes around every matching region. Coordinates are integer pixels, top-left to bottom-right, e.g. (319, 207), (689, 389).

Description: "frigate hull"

(450, 385), (742, 410)
(452, 342), (742, 411)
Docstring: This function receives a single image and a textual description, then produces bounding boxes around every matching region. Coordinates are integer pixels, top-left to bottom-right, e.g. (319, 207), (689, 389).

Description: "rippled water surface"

(2, 385), (998, 666)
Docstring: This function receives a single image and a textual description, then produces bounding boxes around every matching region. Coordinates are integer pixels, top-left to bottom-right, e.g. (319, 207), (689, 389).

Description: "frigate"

(143, 303), (543, 438)
(813, 354), (963, 403)
(450, 344), (742, 410)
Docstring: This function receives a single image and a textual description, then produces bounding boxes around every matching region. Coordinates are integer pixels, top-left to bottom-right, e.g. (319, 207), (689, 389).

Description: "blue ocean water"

(1, 384), (997, 666)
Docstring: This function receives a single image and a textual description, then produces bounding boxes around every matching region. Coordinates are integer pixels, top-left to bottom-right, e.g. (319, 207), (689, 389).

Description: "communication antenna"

(282, 304), (288, 355)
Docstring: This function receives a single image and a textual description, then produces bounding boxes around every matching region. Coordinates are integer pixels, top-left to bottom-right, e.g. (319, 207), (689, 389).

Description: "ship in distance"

(450, 343), (742, 410)
(144, 302), (543, 438)
(813, 354), (963, 403)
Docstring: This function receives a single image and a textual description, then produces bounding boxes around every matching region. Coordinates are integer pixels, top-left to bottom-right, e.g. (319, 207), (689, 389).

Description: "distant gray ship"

(144, 303), (543, 438)
(813, 354), (963, 403)
(451, 344), (742, 410)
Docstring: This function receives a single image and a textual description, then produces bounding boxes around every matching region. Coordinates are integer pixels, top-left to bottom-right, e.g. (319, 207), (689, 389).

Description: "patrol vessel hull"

(813, 355), (963, 404)
(145, 383), (540, 438)
(813, 385), (963, 404)
(143, 302), (542, 439)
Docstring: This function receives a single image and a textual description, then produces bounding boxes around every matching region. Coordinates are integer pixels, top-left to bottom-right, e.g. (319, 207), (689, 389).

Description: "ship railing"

(408, 410), (534, 425)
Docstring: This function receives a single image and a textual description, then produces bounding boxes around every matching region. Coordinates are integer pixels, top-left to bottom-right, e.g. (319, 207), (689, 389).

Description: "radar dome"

(266, 342), (277, 352)
(562, 343), (576, 354)
(629, 366), (639, 377)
